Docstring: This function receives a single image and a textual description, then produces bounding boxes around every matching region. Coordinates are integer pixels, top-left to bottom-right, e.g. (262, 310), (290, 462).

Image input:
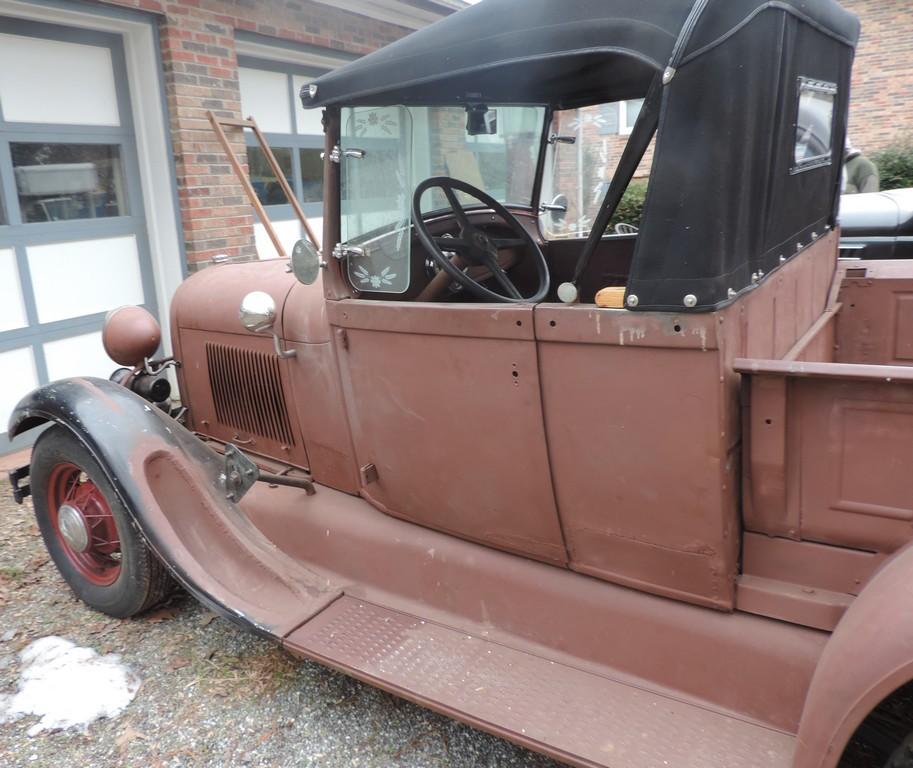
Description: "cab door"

(328, 299), (567, 565)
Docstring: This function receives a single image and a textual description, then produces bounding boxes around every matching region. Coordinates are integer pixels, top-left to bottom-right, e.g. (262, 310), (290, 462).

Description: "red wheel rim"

(47, 462), (122, 586)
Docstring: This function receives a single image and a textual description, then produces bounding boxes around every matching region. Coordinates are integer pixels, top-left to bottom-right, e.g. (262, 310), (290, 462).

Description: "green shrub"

(608, 179), (649, 230)
(874, 138), (913, 191)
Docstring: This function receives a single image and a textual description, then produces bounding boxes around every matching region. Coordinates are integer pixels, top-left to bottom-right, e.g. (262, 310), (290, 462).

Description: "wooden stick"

(245, 115), (321, 250)
(207, 111), (288, 260)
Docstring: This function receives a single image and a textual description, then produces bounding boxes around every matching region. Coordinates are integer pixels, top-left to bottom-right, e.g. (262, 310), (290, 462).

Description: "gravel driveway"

(0, 478), (565, 768)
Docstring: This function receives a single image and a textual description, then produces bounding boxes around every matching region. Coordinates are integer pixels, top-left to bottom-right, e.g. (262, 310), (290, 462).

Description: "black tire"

(887, 735), (913, 768)
(30, 425), (174, 618)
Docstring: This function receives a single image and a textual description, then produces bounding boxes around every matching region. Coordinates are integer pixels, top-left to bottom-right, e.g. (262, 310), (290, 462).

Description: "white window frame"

(618, 99), (644, 136)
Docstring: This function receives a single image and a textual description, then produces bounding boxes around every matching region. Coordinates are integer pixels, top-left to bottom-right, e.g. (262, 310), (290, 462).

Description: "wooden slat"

(207, 111), (289, 259)
(245, 115), (321, 249)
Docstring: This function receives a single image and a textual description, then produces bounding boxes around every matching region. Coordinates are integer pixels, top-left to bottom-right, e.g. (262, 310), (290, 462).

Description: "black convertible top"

(303, 0), (860, 312)
(302, 0), (857, 110)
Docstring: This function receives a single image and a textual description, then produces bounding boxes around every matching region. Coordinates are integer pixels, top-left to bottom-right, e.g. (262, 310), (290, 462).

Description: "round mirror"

(291, 238), (322, 285)
(239, 291), (276, 334)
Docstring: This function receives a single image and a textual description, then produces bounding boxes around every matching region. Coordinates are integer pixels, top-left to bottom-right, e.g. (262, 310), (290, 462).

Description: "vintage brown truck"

(7, 0), (913, 766)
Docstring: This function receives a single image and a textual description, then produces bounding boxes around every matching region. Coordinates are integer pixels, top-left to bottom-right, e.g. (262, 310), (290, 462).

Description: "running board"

(285, 597), (796, 768)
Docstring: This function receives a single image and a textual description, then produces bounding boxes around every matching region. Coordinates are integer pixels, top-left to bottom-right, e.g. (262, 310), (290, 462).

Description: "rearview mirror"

(466, 104), (498, 136)
(290, 238), (322, 285)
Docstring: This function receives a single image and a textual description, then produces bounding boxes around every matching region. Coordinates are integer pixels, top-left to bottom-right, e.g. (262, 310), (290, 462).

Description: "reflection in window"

(299, 149), (323, 203)
(247, 146), (293, 206)
(793, 78), (836, 172)
(12, 143), (127, 223)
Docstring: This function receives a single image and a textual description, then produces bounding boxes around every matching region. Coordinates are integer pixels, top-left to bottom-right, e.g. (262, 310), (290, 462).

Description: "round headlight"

(239, 291), (277, 334)
(102, 306), (161, 367)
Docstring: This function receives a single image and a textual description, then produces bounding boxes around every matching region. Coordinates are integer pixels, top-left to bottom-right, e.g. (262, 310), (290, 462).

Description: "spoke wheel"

(30, 426), (174, 618)
(47, 462), (122, 586)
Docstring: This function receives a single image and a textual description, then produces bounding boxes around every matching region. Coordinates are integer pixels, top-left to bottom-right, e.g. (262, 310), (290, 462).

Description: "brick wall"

(92, 0), (418, 270)
(841, 0), (913, 156)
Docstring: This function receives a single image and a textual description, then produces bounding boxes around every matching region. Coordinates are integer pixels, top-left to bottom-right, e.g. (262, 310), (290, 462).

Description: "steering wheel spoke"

(441, 185), (473, 230)
(412, 176), (550, 304)
(433, 236), (471, 251)
(491, 237), (527, 249)
(481, 250), (523, 299)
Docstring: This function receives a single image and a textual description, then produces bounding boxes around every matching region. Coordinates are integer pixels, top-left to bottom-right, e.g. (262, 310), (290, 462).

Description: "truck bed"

(736, 259), (913, 629)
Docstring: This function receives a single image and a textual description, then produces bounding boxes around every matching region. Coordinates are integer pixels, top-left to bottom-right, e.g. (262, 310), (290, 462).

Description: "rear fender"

(794, 542), (913, 768)
(9, 377), (337, 637)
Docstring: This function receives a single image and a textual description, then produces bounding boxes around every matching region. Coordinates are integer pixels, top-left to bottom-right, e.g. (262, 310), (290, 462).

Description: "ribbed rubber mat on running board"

(285, 597), (795, 768)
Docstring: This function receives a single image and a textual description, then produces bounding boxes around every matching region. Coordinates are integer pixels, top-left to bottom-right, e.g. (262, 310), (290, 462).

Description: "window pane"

(12, 143), (127, 223)
(624, 99), (644, 131)
(414, 105), (543, 210)
(341, 106), (412, 295)
(541, 105), (653, 240)
(794, 79), (836, 171)
(299, 148), (323, 203)
(248, 146), (293, 206)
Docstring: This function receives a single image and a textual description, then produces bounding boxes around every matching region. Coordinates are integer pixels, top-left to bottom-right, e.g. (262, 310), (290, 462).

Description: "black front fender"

(9, 378), (337, 636)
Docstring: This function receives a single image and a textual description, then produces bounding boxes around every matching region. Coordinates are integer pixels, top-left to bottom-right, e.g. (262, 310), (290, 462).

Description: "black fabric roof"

(304, 0), (860, 312)
(302, 0), (858, 110)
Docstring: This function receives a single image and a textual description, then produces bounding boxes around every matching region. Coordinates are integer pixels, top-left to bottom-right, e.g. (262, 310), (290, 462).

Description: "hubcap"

(57, 503), (90, 552)
(46, 462), (122, 586)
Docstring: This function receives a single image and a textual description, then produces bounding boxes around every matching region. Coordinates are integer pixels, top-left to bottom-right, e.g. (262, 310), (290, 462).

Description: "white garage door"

(0, 18), (158, 449)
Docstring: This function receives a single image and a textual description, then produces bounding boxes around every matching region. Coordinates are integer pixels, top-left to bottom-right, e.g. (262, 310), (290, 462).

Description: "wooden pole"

(207, 111), (289, 260)
(246, 115), (321, 250)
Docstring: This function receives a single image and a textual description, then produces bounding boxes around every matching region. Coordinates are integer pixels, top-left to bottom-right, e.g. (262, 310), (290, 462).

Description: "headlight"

(102, 306), (161, 367)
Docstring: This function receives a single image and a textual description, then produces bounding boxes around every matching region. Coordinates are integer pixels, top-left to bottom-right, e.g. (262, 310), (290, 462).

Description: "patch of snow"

(0, 636), (140, 736)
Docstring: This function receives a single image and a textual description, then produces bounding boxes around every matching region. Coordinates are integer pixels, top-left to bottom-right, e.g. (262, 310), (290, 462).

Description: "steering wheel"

(412, 177), (550, 303)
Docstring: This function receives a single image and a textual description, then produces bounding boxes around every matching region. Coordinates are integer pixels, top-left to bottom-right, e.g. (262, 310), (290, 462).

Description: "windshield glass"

(340, 104), (545, 294)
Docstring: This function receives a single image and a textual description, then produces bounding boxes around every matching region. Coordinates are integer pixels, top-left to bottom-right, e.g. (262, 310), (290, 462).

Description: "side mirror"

(290, 239), (323, 285)
(239, 291), (276, 334)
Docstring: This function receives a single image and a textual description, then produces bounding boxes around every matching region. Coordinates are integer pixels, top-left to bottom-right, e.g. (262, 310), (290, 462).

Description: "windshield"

(340, 104), (545, 294)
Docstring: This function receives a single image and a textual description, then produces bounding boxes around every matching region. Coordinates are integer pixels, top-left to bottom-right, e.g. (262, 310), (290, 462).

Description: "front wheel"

(30, 426), (174, 618)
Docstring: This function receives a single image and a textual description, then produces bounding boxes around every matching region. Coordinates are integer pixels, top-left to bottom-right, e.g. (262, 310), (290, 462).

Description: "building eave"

(310, 0), (467, 31)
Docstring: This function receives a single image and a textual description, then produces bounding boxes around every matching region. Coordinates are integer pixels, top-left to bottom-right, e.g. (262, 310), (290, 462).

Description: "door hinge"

(360, 463), (378, 485)
(336, 327), (349, 351)
(332, 243), (365, 261)
(324, 146), (367, 164)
